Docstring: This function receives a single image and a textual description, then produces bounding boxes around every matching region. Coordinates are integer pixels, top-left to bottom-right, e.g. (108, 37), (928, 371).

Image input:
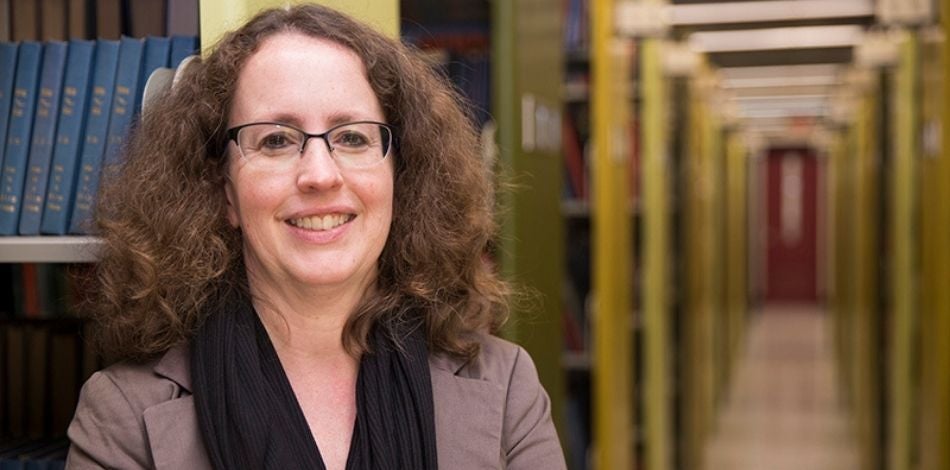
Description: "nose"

(295, 136), (343, 192)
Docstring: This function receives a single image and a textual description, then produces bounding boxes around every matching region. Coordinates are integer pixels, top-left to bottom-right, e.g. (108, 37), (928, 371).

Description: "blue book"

(17, 41), (68, 235)
(0, 43), (19, 172)
(169, 35), (198, 69)
(68, 40), (120, 235)
(40, 40), (96, 235)
(0, 42), (43, 236)
(135, 36), (171, 114)
(101, 36), (144, 171)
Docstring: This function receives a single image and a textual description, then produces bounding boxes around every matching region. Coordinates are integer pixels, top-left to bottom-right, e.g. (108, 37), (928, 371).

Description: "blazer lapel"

(138, 344), (504, 470)
(429, 353), (507, 469)
(142, 344), (212, 470)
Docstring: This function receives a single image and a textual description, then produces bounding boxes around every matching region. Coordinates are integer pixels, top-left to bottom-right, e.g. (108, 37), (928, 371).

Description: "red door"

(765, 148), (818, 303)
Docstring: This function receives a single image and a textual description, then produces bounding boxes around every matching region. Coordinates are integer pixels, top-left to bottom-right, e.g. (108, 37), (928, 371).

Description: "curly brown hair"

(89, 3), (509, 362)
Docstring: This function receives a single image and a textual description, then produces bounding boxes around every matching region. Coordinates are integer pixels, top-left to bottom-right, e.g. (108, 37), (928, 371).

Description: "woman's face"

(224, 32), (394, 295)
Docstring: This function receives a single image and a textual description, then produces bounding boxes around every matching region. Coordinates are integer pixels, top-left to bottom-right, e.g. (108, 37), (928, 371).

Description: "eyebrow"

(248, 112), (371, 131)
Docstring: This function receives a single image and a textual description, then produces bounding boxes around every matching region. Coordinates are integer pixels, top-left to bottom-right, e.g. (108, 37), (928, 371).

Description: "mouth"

(287, 213), (355, 231)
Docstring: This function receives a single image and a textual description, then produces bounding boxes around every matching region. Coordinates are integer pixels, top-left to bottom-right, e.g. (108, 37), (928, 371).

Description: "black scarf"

(191, 293), (438, 470)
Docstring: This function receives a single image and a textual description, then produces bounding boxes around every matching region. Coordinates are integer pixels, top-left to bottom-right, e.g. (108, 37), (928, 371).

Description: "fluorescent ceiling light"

(731, 85), (837, 97)
(689, 25), (864, 52)
(734, 94), (829, 103)
(670, 0), (874, 25)
(719, 64), (842, 80)
(719, 64), (844, 89)
(740, 108), (827, 119)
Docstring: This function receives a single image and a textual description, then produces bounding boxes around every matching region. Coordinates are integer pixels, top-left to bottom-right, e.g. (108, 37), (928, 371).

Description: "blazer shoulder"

(93, 344), (191, 411)
(67, 346), (192, 469)
(450, 332), (524, 383)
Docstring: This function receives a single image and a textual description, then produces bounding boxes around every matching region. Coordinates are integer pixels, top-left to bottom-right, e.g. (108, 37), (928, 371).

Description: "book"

(39, 0), (66, 41)
(48, 327), (80, 435)
(25, 325), (50, 438)
(169, 34), (197, 68)
(67, 0), (92, 40)
(22, 440), (69, 470)
(40, 39), (95, 235)
(0, 42), (18, 166)
(68, 39), (119, 234)
(562, 111), (587, 200)
(0, 42), (43, 235)
(134, 36), (170, 114)
(129, 0), (165, 38)
(10, 0), (38, 41)
(19, 440), (69, 470)
(4, 323), (26, 437)
(17, 41), (68, 235)
(100, 36), (143, 170)
(0, 0), (9, 41)
(94, 0), (121, 40)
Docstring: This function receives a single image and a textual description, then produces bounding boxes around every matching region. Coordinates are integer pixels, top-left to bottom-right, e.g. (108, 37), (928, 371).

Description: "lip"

(283, 207), (357, 243)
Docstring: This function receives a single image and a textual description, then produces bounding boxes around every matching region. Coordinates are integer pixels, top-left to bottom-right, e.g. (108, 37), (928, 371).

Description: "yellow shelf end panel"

(591, 0), (635, 468)
(888, 29), (918, 470)
(641, 37), (672, 470)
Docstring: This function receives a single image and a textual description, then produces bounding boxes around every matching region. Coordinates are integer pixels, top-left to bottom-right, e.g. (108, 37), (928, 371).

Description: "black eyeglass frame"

(225, 120), (397, 164)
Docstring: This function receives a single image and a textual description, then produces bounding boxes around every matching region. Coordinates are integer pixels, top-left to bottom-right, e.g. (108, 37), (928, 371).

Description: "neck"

(247, 271), (373, 360)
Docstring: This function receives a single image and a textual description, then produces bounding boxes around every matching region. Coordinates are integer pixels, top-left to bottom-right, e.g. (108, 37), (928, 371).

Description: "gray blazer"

(65, 333), (567, 469)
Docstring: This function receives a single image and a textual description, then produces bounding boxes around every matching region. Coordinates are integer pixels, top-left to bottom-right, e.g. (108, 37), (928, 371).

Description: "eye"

(257, 129), (300, 151)
(331, 129), (371, 150)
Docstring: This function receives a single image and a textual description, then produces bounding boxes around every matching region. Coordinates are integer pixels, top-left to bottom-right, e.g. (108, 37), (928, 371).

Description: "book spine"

(135, 36), (170, 114)
(40, 39), (95, 235)
(169, 34), (197, 69)
(0, 42), (43, 235)
(17, 40), (67, 235)
(68, 40), (119, 234)
(0, 43), (19, 164)
(100, 36), (143, 170)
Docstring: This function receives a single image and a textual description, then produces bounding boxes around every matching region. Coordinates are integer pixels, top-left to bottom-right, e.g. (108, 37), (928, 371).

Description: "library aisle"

(702, 305), (859, 470)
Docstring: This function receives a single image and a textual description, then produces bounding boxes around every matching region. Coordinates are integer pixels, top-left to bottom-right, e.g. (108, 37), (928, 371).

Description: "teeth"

(289, 214), (352, 231)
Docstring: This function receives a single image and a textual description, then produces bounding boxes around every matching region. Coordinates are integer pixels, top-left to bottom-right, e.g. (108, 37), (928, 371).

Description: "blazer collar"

(152, 343), (473, 388)
(153, 342), (192, 392)
(148, 340), (504, 470)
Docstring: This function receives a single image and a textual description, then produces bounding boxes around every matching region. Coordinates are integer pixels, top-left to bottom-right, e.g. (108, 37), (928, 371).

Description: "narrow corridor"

(703, 305), (860, 470)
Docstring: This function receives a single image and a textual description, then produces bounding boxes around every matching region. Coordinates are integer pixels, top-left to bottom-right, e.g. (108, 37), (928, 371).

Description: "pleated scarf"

(191, 293), (438, 469)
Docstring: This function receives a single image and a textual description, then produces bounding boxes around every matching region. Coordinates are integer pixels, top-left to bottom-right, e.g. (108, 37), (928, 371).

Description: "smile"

(288, 213), (355, 231)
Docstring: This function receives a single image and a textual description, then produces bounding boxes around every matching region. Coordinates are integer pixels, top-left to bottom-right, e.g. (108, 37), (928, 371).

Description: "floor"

(703, 304), (860, 470)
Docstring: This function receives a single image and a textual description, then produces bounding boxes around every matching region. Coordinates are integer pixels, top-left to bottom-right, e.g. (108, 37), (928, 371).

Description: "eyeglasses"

(226, 120), (395, 169)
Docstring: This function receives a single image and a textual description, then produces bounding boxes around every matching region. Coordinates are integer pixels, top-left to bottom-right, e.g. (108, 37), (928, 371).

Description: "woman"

(66, 4), (566, 470)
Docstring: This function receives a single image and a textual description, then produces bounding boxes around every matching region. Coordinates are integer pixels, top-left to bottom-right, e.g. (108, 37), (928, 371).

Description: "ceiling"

(662, 0), (888, 144)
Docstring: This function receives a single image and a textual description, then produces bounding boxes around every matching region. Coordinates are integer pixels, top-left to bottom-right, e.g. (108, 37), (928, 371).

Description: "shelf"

(0, 237), (103, 263)
(562, 199), (591, 217)
(564, 81), (589, 103)
(562, 350), (592, 371)
(562, 199), (641, 218)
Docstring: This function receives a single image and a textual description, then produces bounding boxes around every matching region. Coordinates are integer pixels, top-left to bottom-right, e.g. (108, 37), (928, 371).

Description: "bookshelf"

(1, 2), (589, 469)
(1, 3), (204, 457)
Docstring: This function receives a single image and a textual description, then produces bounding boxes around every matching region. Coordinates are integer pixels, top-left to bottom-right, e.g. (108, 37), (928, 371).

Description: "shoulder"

(429, 333), (566, 470)
(77, 343), (191, 415)
(431, 331), (527, 382)
(67, 345), (193, 469)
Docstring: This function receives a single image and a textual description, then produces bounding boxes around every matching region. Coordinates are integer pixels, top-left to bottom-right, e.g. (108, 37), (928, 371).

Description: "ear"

(224, 179), (240, 228)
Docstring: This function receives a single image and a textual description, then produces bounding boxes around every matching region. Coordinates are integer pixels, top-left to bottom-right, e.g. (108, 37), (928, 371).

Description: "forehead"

(229, 32), (381, 125)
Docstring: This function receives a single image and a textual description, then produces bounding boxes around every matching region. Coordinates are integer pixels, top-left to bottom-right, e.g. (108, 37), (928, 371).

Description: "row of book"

(2, 318), (99, 445)
(0, 35), (197, 236)
(564, 0), (589, 53)
(0, 264), (83, 319)
(0, 0), (198, 43)
(0, 438), (68, 470)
